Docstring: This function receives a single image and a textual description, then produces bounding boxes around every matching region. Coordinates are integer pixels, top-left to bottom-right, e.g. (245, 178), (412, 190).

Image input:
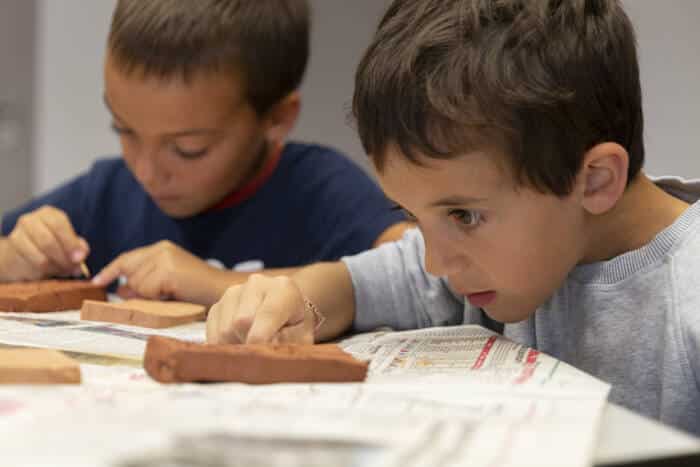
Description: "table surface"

(595, 403), (700, 465)
(1, 307), (699, 466)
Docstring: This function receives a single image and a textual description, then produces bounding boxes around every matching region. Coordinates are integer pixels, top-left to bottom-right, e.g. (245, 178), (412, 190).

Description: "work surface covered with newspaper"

(0, 310), (609, 467)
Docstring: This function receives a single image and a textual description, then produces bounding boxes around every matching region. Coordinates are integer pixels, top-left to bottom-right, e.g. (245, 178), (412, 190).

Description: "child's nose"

(134, 151), (166, 186)
(423, 233), (463, 277)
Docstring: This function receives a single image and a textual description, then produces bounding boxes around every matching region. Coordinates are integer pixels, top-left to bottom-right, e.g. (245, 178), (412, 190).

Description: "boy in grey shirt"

(206, 0), (700, 435)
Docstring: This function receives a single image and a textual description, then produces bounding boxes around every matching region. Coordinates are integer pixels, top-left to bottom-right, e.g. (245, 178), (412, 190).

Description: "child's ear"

(576, 142), (629, 215)
(263, 91), (301, 146)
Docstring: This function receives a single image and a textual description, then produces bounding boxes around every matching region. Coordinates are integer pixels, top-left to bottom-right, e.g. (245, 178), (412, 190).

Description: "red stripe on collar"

(207, 145), (283, 212)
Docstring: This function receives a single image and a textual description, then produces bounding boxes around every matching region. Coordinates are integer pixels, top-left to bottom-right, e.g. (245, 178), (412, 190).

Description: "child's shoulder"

(662, 178), (700, 322)
(79, 156), (143, 201)
(659, 176), (700, 258)
(276, 142), (378, 192)
(84, 156), (133, 183)
(281, 142), (362, 171)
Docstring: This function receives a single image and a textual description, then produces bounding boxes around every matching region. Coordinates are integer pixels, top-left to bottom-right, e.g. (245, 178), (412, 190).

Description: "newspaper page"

(0, 306), (609, 467)
(0, 310), (204, 360)
(0, 373), (607, 467)
(0, 312), (608, 467)
(341, 325), (608, 390)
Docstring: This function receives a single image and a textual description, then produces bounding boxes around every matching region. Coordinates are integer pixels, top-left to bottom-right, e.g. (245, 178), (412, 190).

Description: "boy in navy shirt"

(0, 0), (408, 305)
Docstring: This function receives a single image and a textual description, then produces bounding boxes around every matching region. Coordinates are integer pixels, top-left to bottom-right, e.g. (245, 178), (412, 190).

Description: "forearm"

(291, 262), (355, 342)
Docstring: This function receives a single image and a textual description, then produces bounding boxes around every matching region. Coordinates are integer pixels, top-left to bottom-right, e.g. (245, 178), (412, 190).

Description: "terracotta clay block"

(81, 299), (206, 328)
(0, 280), (107, 313)
(0, 348), (81, 384)
(144, 336), (369, 384)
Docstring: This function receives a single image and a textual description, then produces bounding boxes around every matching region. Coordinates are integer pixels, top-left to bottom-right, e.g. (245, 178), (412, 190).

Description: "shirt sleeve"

(342, 227), (464, 332)
(1, 173), (90, 237)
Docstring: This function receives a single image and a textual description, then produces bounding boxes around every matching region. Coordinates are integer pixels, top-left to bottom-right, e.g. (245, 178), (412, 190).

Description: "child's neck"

(581, 173), (690, 263)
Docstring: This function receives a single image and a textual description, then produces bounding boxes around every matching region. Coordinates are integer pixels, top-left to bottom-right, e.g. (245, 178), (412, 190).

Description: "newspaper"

(0, 308), (610, 467)
(0, 310), (203, 360)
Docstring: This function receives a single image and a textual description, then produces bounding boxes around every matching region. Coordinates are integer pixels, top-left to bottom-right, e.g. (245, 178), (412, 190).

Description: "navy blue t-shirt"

(1, 142), (404, 275)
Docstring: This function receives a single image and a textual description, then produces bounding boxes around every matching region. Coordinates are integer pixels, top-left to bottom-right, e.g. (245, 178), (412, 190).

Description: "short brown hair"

(353, 0), (644, 196)
(109, 0), (310, 116)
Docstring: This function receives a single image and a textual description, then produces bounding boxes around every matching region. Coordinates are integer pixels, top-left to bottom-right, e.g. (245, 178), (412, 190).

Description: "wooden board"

(144, 336), (369, 384)
(0, 348), (81, 384)
(0, 280), (107, 312)
(81, 299), (206, 329)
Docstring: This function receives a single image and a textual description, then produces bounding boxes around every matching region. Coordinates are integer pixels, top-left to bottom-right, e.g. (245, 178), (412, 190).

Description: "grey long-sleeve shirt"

(343, 177), (700, 435)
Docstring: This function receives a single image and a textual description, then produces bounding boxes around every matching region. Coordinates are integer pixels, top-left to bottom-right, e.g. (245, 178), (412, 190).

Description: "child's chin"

(482, 305), (533, 324)
(156, 202), (200, 219)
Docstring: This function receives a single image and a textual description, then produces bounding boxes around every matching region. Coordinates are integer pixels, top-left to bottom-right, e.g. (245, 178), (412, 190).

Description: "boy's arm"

(344, 227), (464, 332)
(206, 261), (354, 344)
(90, 222), (413, 307)
(206, 227), (464, 344)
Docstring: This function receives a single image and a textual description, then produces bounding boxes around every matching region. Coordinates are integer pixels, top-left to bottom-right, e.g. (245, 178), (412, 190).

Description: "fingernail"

(91, 274), (102, 285)
(71, 250), (85, 262)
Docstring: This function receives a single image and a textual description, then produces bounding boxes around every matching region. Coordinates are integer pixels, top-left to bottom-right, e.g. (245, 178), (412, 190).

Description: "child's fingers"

(246, 282), (303, 344)
(93, 246), (152, 286)
(127, 262), (164, 299)
(276, 320), (314, 345)
(28, 217), (74, 271)
(225, 281), (265, 343)
(9, 227), (58, 276)
(206, 303), (223, 344)
(207, 286), (242, 344)
(2, 238), (42, 281)
(116, 285), (139, 299)
(38, 207), (88, 263)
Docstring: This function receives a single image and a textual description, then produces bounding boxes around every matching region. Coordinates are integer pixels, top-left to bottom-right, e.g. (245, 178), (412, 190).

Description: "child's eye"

(449, 209), (481, 227)
(110, 123), (132, 136)
(173, 146), (209, 160)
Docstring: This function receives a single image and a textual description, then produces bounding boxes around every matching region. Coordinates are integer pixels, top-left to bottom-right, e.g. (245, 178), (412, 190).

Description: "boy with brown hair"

(207, 0), (700, 434)
(0, 0), (408, 304)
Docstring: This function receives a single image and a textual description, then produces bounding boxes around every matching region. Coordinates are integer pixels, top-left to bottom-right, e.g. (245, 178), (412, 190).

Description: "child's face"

(378, 147), (588, 323)
(103, 53), (270, 218)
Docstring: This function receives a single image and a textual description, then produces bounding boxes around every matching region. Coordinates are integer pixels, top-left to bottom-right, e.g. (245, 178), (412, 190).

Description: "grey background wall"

(1, 0), (698, 213)
(31, 0), (392, 195)
(623, 0), (700, 177)
(0, 1), (35, 215)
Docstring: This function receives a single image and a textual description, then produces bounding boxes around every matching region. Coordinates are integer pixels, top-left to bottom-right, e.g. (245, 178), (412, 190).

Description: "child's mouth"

(466, 291), (496, 308)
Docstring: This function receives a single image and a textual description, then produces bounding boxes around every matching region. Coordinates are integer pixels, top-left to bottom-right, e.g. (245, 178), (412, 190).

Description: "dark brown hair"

(353, 0), (644, 196)
(109, 0), (310, 116)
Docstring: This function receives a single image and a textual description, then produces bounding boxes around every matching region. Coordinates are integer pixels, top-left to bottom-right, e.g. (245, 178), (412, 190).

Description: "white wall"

(32, 0), (700, 194)
(622, 0), (700, 177)
(0, 0), (35, 215)
(34, 0), (118, 193)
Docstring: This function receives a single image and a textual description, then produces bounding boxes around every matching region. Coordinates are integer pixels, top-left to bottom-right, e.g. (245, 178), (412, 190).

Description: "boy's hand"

(92, 240), (225, 304)
(0, 206), (89, 281)
(206, 274), (314, 345)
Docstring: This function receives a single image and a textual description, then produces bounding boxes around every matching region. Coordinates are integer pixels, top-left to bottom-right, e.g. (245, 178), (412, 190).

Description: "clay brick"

(81, 299), (206, 328)
(0, 280), (107, 313)
(0, 348), (81, 384)
(144, 335), (369, 384)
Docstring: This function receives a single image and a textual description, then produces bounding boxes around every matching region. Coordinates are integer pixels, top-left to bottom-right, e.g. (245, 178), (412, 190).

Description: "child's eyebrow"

(164, 128), (220, 138)
(102, 95), (122, 121)
(102, 94), (219, 137)
(429, 195), (487, 208)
